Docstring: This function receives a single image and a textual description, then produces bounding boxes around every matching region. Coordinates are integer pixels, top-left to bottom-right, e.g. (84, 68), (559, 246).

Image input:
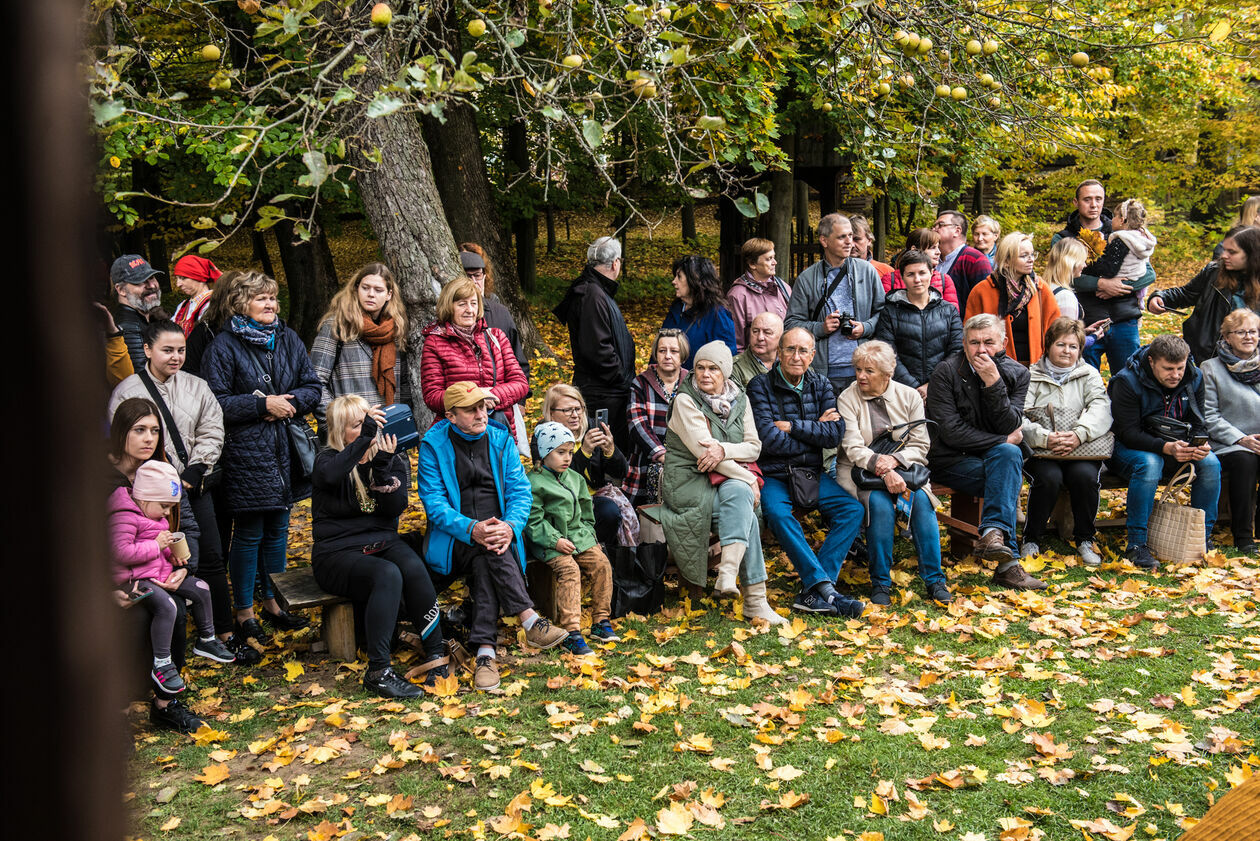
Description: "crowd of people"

(101, 183), (1260, 731)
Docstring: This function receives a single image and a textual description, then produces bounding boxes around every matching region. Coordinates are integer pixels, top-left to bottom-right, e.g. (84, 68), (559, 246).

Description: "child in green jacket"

(527, 422), (617, 655)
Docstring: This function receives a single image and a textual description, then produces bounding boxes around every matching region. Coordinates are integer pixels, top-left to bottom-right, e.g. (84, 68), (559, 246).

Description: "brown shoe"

(473, 655), (501, 691)
(991, 562), (1048, 591)
(972, 529), (1014, 563)
(523, 616), (569, 649)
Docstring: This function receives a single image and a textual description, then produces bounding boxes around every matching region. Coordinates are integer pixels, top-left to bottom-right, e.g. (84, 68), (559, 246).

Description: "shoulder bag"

(809, 260), (850, 322)
(770, 383), (820, 509)
(851, 418), (935, 491)
(244, 349), (319, 479)
(1025, 405), (1114, 460)
(136, 367), (222, 494)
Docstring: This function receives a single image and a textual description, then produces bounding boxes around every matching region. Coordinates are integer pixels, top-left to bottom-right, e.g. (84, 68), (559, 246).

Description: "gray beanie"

(694, 341), (733, 379)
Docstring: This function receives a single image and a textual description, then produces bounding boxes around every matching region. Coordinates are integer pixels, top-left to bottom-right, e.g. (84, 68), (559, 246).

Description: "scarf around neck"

(1042, 358), (1076, 385)
(1003, 271), (1035, 318)
(360, 315), (399, 404)
(700, 378), (740, 420)
(229, 314), (279, 349)
(1216, 338), (1260, 385)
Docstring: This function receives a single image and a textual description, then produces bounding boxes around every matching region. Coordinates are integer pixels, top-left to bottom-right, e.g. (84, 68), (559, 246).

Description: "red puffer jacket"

(420, 320), (528, 436)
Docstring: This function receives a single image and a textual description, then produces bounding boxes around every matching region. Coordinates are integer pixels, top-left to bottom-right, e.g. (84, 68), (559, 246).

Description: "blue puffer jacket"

(746, 364), (844, 479)
(202, 322), (321, 512)
(417, 419), (532, 576)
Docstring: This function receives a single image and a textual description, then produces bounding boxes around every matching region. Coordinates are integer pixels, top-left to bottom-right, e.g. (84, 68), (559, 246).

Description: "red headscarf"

(172, 255), (222, 284)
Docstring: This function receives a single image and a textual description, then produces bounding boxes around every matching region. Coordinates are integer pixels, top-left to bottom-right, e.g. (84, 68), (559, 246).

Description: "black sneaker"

(224, 633), (261, 665)
(792, 587), (840, 615)
(151, 662), (186, 694)
(235, 617), (271, 644)
(828, 592), (867, 619)
(926, 582), (953, 604)
(1128, 544), (1159, 571)
(363, 666), (422, 699)
(870, 587), (892, 606)
(150, 698), (205, 734)
(261, 608), (309, 632)
(193, 637), (237, 664)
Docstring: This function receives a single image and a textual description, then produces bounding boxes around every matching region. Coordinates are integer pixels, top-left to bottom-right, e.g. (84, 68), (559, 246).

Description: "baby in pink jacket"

(109, 461), (234, 694)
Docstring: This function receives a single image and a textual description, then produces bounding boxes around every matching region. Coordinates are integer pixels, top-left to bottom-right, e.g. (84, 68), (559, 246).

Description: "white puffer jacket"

(108, 368), (224, 472)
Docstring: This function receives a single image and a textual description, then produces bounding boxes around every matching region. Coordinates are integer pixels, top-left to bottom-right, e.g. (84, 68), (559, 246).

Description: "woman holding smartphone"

(541, 383), (635, 547)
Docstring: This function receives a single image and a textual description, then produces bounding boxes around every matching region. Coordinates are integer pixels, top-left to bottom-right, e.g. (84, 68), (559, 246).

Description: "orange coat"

(964, 275), (1062, 364)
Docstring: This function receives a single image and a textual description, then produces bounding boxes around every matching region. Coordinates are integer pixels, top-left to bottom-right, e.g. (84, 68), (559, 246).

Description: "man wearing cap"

(171, 256), (223, 337)
(416, 381), (569, 691)
(112, 253), (167, 371)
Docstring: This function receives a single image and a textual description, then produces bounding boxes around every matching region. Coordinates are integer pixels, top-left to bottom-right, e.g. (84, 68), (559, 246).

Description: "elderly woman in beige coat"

(1019, 317), (1112, 567)
(836, 341), (950, 606)
(660, 341), (785, 624)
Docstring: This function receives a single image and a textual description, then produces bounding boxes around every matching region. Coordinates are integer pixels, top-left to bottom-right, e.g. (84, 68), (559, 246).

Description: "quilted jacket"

(419, 320), (528, 437)
(108, 368), (224, 476)
(201, 322), (321, 512)
(874, 288), (964, 389)
(746, 364), (843, 479)
(108, 485), (177, 586)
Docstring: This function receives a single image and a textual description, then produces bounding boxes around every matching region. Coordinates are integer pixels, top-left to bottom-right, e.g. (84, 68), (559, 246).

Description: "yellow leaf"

(656, 802), (695, 835)
(208, 749), (237, 763)
(933, 818), (955, 832)
(283, 661), (305, 682)
(769, 765), (804, 781)
(191, 725), (230, 746)
(195, 763), (230, 786)
(618, 818), (648, 841)
(1208, 19), (1232, 42)
(537, 823), (571, 840)
(160, 817), (181, 831)
(858, 833), (885, 841)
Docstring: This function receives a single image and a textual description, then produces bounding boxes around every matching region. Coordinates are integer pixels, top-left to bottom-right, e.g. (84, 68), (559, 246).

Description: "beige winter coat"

(834, 379), (935, 506)
(109, 367), (225, 473)
(1020, 359), (1112, 450)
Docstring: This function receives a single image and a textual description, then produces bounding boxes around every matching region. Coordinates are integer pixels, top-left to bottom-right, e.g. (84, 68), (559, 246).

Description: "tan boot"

(712, 543), (744, 599)
(740, 581), (788, 626)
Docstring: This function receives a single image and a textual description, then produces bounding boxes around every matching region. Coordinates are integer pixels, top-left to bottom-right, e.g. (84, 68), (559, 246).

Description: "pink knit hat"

(132, 461), (182, 503)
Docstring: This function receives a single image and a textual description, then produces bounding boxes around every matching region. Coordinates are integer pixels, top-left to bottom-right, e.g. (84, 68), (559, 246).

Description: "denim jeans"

(762, 474), (864, 591)
(866, 487), (947, 590)
(1084, 316), (1140, 375)
(1108, 440), (1219, 550)
(931, 443), (1024, 552)
(713, 479), (768, 585)
(228, 509), (291, 609)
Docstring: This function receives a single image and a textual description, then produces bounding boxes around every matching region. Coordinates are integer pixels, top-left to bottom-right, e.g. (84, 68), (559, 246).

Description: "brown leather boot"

(972, 528), (1014, 563)
(991, 562), (1048, 591)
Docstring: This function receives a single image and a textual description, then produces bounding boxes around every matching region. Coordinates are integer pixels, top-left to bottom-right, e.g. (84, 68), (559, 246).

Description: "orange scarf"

(361, 316), (398, 404)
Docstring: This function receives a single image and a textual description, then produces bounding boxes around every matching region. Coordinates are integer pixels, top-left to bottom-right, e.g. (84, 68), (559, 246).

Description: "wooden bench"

(270, 569), (357, 662)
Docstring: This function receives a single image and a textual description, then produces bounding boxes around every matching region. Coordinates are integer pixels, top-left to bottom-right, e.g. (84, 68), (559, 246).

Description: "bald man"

(731, 312), (783, 389)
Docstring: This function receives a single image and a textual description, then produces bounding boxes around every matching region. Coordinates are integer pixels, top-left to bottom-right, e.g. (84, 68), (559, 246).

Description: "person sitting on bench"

(927, 313), (1046, 591)
(311, 396), (447, 700)
(418, 382), (569, 692)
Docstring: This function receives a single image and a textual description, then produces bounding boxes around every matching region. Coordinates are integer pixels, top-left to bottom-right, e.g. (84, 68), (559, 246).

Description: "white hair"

(586, 237), (622, 268)
(964, 312), (1006, 340)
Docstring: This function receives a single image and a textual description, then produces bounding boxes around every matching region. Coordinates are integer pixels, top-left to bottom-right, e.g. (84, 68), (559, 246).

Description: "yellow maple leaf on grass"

(195, 763), (230, 786)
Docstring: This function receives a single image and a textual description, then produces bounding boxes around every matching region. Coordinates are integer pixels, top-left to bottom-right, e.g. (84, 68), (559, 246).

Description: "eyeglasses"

(1019, 252), (1039, 261)
(933, 221), (959, 230)
(552, 406), (583, 416)
(1230, 329), (1260, 337)
(782, 346), (814, 357)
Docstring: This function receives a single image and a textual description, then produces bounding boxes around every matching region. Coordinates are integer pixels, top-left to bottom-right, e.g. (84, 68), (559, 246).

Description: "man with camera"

(785, 214), (886, 395)
(746, 328), (866, 618)
(1107, 335), (1220, 570)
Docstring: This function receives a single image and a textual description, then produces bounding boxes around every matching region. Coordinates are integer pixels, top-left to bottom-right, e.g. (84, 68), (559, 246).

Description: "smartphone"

(596, 408), (609, 428)
(252, 389), (268, 398)
(128, 588), (152, 603)
(1191, 435), (1209, 447)
(1097, 318), (1112, 332)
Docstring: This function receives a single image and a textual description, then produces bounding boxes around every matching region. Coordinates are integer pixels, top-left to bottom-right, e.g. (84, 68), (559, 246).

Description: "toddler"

(1082, 198), (1158, 291)
(525, 422), (616, 656)
(109, 461), (235, 693)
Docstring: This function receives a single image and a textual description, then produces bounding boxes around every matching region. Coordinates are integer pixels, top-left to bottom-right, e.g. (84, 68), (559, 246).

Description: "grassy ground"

(126, 222), (1258, 841)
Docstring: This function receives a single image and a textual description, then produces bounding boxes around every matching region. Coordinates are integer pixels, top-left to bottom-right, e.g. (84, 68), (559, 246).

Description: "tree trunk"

(545, 205), (556, 255)
(251, 226), (275, 278)
(505, 118), (537, 294)
(873, 193), (889, 261)
(422, 104), (544, 353)
(352, 57), (463, 426)
(940, 169), (963, 211)
(768, 169), (793, 281)
(681, 202), (697, 243)
(794, 180), (810, 240)
(274, 204), (339, 345)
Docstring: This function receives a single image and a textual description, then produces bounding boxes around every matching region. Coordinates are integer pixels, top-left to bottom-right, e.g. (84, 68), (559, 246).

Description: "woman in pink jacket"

(727, 238), (792, 352)
(420, 278), (528, 438)
(109, 459), (235, 696)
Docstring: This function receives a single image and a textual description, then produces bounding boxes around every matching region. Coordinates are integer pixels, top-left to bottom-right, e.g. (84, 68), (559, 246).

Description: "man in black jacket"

(927, 314), (1045, 590)
(553, 237), (636, 452)
(747, 328), (866, 618)
(1107, 336), (1219, 570)
(111, 253), (166, 371)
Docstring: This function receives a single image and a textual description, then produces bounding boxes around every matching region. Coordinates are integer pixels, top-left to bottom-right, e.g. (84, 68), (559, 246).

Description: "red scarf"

(361, 316), (398, 404)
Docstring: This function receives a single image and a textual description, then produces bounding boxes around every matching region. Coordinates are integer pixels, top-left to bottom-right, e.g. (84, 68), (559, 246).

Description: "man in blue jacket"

(418, 382), (568, 691)
(747, 328), (866, 618)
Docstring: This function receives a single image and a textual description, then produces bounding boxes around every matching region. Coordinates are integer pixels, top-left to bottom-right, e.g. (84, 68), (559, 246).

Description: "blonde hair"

(459, 242), (495, 297)
(436, 277), (484, 324)
(1220, 307), (1260, 337)
(203, 269), (246, 329)
(973, 214), (1002, 240)
(1238, 196), (1260, 228)
(851, 340), (896, 375)
(1116, 198), (1147, 229)
(542, 383), (589, 439)
(320, 263), (408, 351)
(993, 232), (1034, 286)
(1044, 237), (1088, 291)
(227, 271), (280, 318)
(325, 395), (373, 507)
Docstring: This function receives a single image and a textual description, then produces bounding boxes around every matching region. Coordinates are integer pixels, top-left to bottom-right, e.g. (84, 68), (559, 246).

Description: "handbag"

(244, 350), (319, 479)
(1147, 464), (1206, 564)
(609, 542), (668, 618)
(851, 419), (935, 491)
(1025, 405), (1114, 460)
(381, 403), (421, 450)
(708, 460), (764, 489)
(768, 383), (822, 508)
(1142, 415), (1191, 443)
(136, 367), (223, 494)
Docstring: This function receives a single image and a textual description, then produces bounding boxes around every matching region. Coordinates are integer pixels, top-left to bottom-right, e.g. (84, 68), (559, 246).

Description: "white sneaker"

(1019, 542), (1040, 559)
(1078, 540), (1102, 567)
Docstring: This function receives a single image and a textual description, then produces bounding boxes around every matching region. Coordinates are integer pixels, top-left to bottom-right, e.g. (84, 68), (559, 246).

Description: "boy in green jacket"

(526, 422), (617, 655)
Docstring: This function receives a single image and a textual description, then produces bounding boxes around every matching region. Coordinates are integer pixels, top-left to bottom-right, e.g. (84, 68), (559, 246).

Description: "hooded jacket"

(1154, 262), (1238, 366)
(419, 319), (528, 436)
(525, 466), (599, 562)
(926, 351), (1030, 469)
(1020, 358), (1113, 450)
(1108, 344), (1207, 453)
(553, 266), (637, 398)
(1051, 209), (1156, 324)
(874, 288), (964, 389)
(727, 274), (792, 351)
